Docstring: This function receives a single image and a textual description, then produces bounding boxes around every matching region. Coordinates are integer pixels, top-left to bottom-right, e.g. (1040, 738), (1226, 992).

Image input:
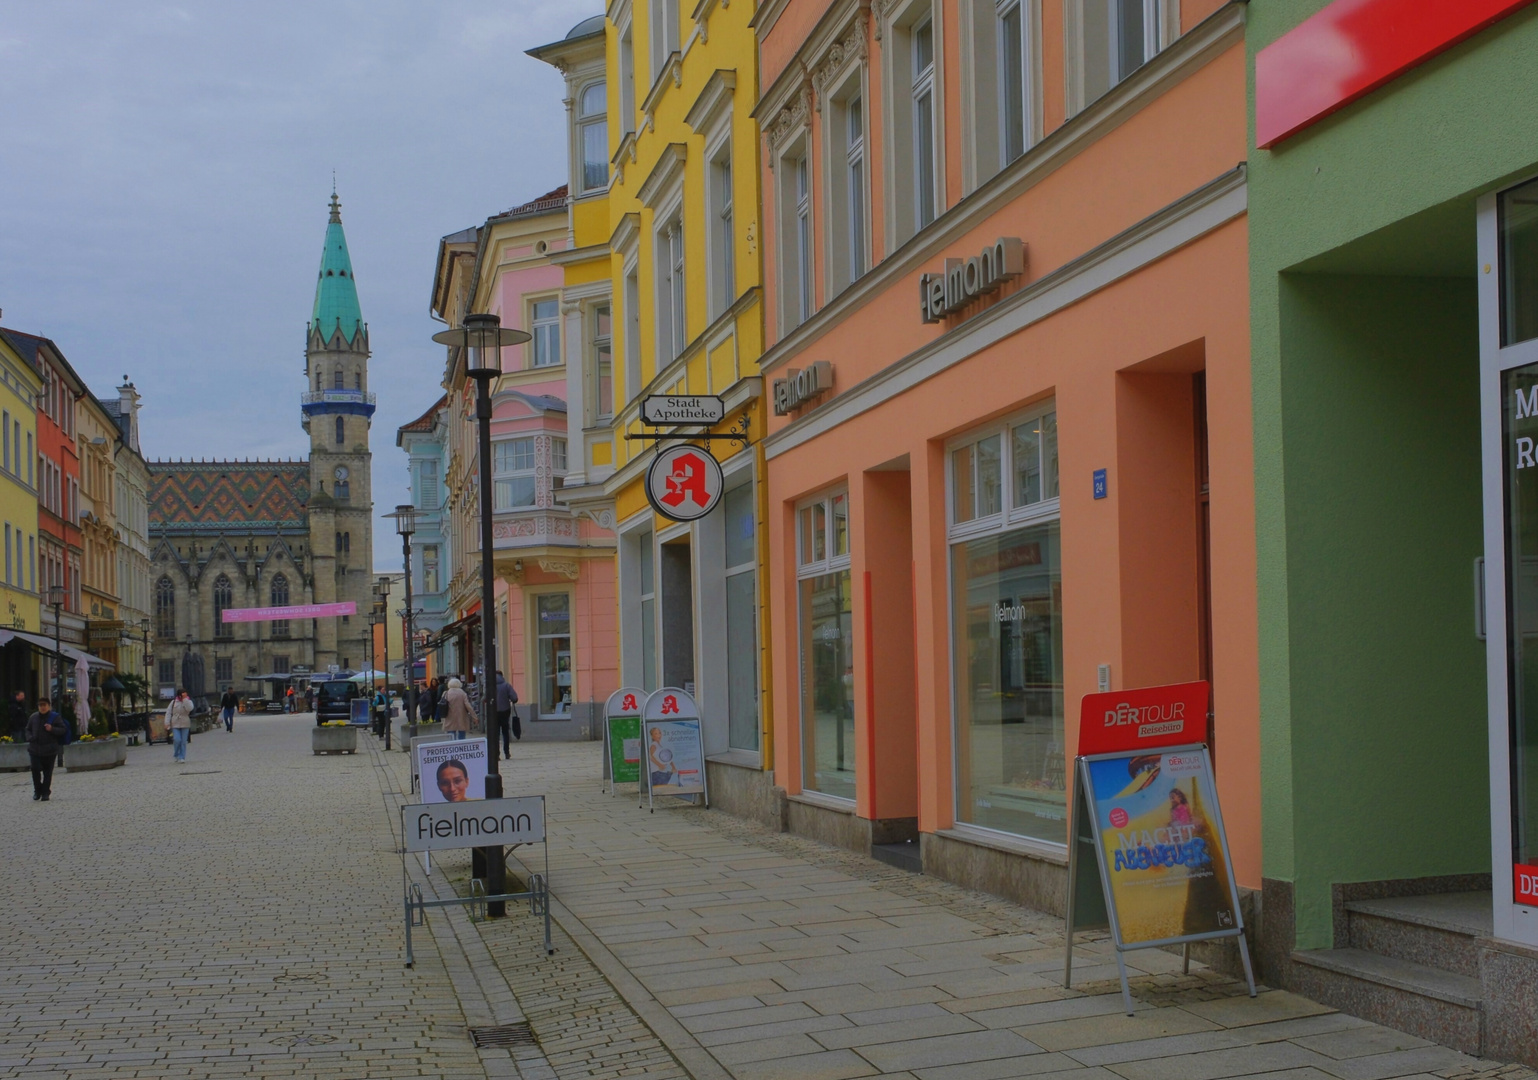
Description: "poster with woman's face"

(416, 738), (490, 804)
(1085, 749), (1238, 945)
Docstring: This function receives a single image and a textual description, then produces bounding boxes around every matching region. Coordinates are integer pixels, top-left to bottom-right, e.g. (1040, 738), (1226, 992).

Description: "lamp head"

(431, 312), (529, 379)
(393, 503), (416, 537)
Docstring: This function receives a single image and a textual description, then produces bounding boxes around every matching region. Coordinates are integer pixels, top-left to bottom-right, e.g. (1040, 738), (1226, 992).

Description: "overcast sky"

(0, 0), (594, 571)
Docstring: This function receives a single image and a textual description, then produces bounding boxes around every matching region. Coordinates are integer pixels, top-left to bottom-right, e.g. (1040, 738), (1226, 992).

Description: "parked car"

(315, 679), (361, 726)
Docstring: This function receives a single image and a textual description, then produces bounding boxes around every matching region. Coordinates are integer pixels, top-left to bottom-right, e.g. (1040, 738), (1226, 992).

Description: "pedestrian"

(419, 677), (439, 723)
(219, 687), (239, 733)
(492, 670), (520, 761)
(285, 686), (296, 713)
(26, 696), (63, 801)
(166, 688), (193, 763)
(9, 688), (28, 743)
(440, 677), (471, 741)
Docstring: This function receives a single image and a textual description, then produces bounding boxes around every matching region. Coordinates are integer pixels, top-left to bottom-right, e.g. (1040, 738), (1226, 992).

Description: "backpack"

(56, 713), (74, 745)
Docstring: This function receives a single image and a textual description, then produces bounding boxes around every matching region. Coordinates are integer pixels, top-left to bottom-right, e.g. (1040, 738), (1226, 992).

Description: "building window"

(578, 81), (608, 195)
(156, 575), (175, 637)
(624, 270), (642, 400)
(213, 574), (234, 639)
(492, 437), (537, 510)
(845, 97), (866, 280)
(650, 0), (679, 81)
(797, 491), (853, 799)
(158, 659), (175, 685)
(417, 459), (441, 510)
(620, 27), (637, 135)
(333, 369), (344, 390)
(592, 304), (613, 421)
(422, 545), (440, 594)
(724, 482), (758, 751)
(270, 573), (290, 638)
(334, 416), (345, 445)
(796, 155), (813, 322)
(535, 592), (573, 714)
(998, 0), (1029, 164)
(912, 17), (937, 230)
(948, 404), (1064, 845)
(3, 410), (9, 472)
(828, 86), (868, 296)
(1074, 0), (1161, 111)
(709, 146), (735, 318)
(657, 218), (687, 359)
(552, 438), (568, 474)
(273, 655), (290, 675)
(215, 657), (233, 684)
(532, 299), (561, 367)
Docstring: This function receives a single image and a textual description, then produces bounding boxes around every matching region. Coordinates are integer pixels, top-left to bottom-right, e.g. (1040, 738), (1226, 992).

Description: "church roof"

(148, 461), (310, 533)
(311, 191), (364, 344)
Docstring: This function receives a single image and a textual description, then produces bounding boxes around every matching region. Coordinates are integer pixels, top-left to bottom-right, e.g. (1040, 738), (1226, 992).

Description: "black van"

(315, 679), (362, 726)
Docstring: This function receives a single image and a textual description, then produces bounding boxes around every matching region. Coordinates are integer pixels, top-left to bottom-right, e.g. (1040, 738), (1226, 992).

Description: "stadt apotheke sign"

(641, 394), (724, 426)
(920, 237), (1025, 323)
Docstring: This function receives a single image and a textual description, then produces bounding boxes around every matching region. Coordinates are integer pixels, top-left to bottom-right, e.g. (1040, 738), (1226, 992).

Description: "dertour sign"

(920, 237), (1026, 323)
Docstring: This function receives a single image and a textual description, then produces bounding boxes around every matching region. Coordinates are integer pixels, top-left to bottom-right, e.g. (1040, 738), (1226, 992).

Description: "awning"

(0, 629), (113, 670)
(421, 611), (479, 652)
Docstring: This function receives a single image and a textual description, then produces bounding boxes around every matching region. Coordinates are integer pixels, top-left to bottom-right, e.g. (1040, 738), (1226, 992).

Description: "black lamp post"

(433, 312), (529, 917)
(375, 575), (391, 745)
(48, 585), (65, 705)
(139, 617), (151, 713)
(393, 503), (418, 747)
(366, 607), (379, 732)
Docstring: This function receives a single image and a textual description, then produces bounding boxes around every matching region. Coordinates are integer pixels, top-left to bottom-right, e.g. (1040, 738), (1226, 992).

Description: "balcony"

(300, 389), (377, 425)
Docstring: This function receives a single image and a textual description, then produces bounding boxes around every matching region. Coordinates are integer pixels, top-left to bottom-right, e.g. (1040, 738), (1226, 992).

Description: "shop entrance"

(659, 534), (695, 693)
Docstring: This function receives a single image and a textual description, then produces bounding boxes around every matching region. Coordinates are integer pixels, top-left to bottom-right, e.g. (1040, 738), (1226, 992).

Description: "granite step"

(871, 840), (922, 873)
(1290, 946), (1483, 1056)
(1345, 891), (1491, 978)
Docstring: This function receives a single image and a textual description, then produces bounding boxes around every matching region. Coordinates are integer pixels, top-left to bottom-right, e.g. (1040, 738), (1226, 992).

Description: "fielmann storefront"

(757, 4), (1258, 920)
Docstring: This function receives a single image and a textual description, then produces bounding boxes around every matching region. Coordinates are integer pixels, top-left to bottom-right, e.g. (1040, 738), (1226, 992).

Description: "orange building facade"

(756, 0), (1258, 909)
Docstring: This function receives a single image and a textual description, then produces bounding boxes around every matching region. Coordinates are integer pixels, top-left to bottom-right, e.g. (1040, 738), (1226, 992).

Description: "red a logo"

(662, 453), (710, 509)
(621, 693), (638, 711)
(661, 695), (679, 715)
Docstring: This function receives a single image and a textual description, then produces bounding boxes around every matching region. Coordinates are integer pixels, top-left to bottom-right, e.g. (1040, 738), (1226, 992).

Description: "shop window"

(948, 403), (1065, 845)
(213, 574), (233, 639)
(532, 299), (561, 367)
(797, 489), (854, 800)
(577, 81), (608, 196)
(724, 482), (758, 751)
(493, 437), (537, 509)
(535, 592), (573, 715)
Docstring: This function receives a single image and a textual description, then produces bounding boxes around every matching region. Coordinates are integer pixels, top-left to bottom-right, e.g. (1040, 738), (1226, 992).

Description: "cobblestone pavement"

(5, 721), (1535, 1080)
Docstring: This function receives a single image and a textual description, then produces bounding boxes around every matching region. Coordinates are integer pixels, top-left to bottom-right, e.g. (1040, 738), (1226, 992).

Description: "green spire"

(310, 188), (364, 344)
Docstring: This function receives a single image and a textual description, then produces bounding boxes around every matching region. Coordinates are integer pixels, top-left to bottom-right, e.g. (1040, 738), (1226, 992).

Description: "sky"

(0, 0), (595, 571)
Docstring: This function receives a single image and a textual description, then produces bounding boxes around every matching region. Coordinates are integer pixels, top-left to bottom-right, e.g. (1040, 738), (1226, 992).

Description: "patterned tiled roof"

(148, 461), (309, 533)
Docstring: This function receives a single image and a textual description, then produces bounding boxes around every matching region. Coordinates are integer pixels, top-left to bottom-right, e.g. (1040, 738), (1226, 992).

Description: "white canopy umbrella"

(74, 656), (91, 733)
(348, 669), (387, 683)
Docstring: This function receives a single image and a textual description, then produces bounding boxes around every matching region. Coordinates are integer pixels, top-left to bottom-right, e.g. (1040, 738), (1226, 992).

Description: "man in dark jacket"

(419, 678), (439, 723)
(219, 688), (239, 733)
(9, 689), (27, 742)
(493, 671), (520, 760)
(27, 697), (63, 801)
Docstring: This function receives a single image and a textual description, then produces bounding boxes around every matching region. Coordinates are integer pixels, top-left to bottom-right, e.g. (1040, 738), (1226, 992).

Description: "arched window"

(335, 416), (345, 445)
(578, 81), (607, 195)
(270, 573), (290, 638)
(315, 369), (322, 391)
(155, 575), (175, 637)
(333, 369), (344, 390)
(213, 573), (233, 638)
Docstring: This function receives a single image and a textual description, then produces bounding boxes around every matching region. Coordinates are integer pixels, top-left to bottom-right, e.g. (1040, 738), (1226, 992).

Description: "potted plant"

(63, 732), (127, 771)
(312, 720), (358, 755)
(0, 735), (27, 772)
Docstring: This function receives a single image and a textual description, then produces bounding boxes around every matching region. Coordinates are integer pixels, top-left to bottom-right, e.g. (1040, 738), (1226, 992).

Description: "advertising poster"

(1083, 748), (1239, 945)
(349, 697), (370, 726)
(415, 737), (490, 805)
(642, 719), (705, 796)
(604, 688), (644, 788)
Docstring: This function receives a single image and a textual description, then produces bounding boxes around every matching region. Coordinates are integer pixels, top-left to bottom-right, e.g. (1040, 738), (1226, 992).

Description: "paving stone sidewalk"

(450, 740), (1537, 1080)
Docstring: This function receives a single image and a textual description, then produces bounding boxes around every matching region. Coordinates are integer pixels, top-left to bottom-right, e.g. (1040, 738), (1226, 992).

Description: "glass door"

(1479, 176), (1538, 946)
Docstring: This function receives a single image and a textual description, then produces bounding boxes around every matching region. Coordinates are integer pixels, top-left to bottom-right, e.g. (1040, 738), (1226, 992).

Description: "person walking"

(285, 686), (296, 714)
(10, 688), (28, 743)
(26, 696), (63, 801)
(419, 677), (439, 724)
(440, 677), (472, 741)
(167, 688), (193, 763)
(492, 671), (520, 761)
(219, 688), (238, 733)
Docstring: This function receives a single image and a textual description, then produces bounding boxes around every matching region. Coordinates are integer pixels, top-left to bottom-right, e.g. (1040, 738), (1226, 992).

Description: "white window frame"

(650, 0), (680, 84)
(530, 296), (563, 368)
(576, 79), (609, 196)
(708, 135), (736, 320)
(722, 467), (760, 754)
(624, 262), (642, 402)
(822, 61), (870, 298)
(946, 401), (1060, 542)
(619, 22), (637, 136)
(796, 155), (814, 323)
(795, 487), (853, 800)
(492, 436), (538, 511)
(655, 212), (687, 360)
(879, 0), (945, 248)
(591, 302), (614, 421)
(911, 15), (938, 231)
(1066, 0), (1174, 116)
(775, 131), (814, 336)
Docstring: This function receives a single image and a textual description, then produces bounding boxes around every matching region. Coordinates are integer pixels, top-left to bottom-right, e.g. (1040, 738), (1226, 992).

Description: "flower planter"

(63, 738), (127, 771)
(0, 743), (29, 772)
(312, 726), (358, 755)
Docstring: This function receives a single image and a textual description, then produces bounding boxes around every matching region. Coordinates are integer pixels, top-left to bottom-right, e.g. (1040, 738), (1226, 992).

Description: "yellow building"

(532, 0), (774, 815)
(0, 331), (44, 637)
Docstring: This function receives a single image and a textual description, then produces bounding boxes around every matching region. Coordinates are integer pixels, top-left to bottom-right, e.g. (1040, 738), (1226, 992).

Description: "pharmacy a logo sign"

(646, 445), (724, 522)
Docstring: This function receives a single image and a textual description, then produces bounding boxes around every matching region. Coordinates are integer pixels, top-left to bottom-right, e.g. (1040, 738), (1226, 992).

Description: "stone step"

(1290, 947), (1483, 1056)
(870, 841), (922, 873)
(1345, 891), (1490, 979)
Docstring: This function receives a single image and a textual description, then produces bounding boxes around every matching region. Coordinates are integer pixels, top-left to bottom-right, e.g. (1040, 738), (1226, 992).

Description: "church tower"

(302, 190), (375, 672)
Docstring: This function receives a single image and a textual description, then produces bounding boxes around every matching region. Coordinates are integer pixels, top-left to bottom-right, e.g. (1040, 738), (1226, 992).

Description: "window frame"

(795, 486), (854, 801)
(576, 79), (609, 197)
(911, 15), (938, 231)
(707, 134), (736, 320)
(530, 296), (563, 368)
(591, 303), (614, 422)
(655, 213), (688, 361)
(492, 436), (539, 511)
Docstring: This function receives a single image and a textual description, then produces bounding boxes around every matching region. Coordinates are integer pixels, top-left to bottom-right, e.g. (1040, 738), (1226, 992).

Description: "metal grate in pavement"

(468, 1023), (536, 1048)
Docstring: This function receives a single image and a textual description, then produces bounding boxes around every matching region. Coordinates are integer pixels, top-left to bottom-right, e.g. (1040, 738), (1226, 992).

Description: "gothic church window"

(335, 416), (345, 445)
(333, 370), (344, 390)
(213, 574), (233, 639)
(155, 576), (175, 637)
(271, 573), (290, 638)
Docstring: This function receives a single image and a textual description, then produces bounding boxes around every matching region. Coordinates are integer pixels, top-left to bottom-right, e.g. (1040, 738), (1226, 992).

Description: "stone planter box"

(398, 721), (442, 748)
(0, 743), (29, 771)
(313, 726), (358, 755)
(63, 738), (127, 771)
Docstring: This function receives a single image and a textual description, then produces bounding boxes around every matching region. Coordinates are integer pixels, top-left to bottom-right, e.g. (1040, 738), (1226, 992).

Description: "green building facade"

(1248, 0), (1538, 1061)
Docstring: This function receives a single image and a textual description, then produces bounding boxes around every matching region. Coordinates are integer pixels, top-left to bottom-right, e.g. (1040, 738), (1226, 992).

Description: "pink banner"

(222, 601), (358, 624)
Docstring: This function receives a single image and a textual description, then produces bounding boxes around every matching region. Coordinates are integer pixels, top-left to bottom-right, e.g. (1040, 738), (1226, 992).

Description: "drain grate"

(271, 1034), (337, 1047)
(274, 972), (328, 984)
(180, 770), (223, 775)
(469, 1023), (537, 1048)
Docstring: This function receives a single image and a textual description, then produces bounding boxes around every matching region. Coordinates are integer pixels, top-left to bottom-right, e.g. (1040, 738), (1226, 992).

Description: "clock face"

(334, 466), (349, 482)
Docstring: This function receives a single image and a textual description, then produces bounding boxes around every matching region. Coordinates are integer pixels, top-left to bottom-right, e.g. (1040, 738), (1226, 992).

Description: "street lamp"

(367, 608), (383, 740)
(433, 312), (529, 917)
(375, 574), (392, 747)
(393, 503), (418, 745)
(139, 617), (151, 713)
(48, 585), (65, 705)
